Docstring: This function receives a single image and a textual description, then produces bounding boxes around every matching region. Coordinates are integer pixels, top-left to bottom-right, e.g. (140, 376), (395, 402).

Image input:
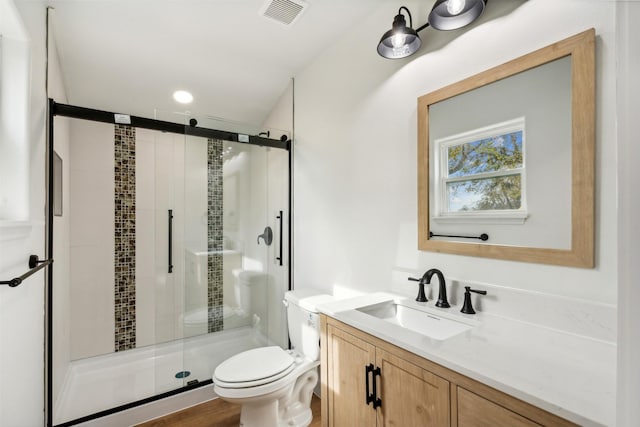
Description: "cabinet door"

(326, 325), (377, 427)
(457, 387), (541, 427)
(376, 348), (450, 427)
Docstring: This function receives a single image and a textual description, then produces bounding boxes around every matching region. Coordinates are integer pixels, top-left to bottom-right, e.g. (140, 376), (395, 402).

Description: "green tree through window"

(444, 130), (523, 213)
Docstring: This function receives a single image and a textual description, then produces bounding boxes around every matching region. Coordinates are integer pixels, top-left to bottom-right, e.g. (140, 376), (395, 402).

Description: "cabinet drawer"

(457, 387), (541, 427)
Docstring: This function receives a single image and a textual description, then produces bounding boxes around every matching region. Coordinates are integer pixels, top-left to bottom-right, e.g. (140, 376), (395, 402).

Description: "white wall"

(0, 0), (46, 425)
(293, 0), (618, 307)
(135, 129), (158, 348)
(616, 2), (640, 425)
(0, 0), (30, 221)
(48, 12), (71, 405)
(68, 120), (115, 359)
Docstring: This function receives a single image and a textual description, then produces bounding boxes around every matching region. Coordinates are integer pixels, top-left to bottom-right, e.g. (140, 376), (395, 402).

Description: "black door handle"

(372, 366), (382, 409)
(365, 364), (382, 409)
(168, 210), (173, 273)
(365, 364), (374, 406)
(276, 211), (283, 266)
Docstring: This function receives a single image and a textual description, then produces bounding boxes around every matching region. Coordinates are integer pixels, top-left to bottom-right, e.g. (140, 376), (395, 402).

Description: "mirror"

(417, 29), (595, 267)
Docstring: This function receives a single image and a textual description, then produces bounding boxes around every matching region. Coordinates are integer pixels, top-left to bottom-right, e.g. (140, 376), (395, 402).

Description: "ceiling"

(46, 0), (391, 129)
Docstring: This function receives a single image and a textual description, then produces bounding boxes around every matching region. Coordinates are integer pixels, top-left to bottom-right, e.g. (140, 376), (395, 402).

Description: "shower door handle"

(276, 211), (283, 266)
(168, 209), (174, 273)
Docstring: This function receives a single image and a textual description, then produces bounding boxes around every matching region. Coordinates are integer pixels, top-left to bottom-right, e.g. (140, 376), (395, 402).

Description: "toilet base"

(238, 402), (312, 427)
(222, 368), (318, 427)
(239, 400), (280, 427)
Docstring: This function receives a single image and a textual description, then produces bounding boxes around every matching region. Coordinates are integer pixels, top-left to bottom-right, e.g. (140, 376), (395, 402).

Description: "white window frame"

(433, 117), (528, 224)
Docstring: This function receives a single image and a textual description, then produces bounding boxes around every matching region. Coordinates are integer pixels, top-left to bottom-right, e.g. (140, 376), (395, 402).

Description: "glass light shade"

(429, 0), (485, 31)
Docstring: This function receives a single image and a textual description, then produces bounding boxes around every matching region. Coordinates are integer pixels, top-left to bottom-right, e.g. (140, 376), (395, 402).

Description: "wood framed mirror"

(417, 29), (595, 267)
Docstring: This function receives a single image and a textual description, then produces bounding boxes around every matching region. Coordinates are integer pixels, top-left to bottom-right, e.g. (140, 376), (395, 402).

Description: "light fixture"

(377, 7), (427, 59)
(428, 0), (486, 31)
(377, 0), (487, 59)
(173, 90), (193, 104)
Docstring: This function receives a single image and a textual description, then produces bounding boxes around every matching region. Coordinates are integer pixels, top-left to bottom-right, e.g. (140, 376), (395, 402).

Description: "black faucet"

(461, 286), (487, 314)
(424, 269), (450, 308)
(408, 268), (449, 306)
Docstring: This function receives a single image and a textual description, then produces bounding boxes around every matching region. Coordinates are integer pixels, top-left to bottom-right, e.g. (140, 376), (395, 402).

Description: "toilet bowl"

(213, 289), (333, 427)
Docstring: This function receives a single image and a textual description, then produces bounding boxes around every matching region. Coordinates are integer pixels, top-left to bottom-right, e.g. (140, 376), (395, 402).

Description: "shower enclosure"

(47, 101), (291, 425)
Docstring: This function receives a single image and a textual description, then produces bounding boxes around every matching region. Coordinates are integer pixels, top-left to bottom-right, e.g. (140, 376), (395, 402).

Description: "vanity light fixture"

(377, 7), (427, 59)
(377, 0), (487, 59)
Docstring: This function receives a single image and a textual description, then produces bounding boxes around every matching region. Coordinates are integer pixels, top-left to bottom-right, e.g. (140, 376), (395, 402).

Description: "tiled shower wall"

(114, 125), (136, 351)
(207, 138), (224, 333)
(113, 129), (225, 350)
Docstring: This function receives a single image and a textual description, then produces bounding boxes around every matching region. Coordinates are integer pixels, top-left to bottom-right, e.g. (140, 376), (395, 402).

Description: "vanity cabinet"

(320, 316), (577, 427)
(324, 324), (377, 426)
(324, 323), (449, 427)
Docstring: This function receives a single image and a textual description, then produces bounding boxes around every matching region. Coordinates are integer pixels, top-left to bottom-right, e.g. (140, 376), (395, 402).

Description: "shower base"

(54, 326), (265, 425)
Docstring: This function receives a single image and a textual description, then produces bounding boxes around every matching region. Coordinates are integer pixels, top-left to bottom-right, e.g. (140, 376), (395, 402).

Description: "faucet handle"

(408, 276), (428, 302)
(461, 286), (487, 315)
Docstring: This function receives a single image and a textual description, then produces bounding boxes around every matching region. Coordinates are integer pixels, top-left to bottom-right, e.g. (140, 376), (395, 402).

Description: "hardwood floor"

(136, 395), (322, 427)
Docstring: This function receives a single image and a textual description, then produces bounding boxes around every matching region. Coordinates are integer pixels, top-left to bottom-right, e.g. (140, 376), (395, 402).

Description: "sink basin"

(356, 300), (475, 340)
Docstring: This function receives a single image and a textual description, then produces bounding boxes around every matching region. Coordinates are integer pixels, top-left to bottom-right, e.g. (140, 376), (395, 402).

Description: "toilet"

(213, 289), (332, 427)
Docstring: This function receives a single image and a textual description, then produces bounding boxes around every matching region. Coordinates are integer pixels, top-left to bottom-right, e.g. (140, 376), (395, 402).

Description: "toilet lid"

(214, 346), (294, 385)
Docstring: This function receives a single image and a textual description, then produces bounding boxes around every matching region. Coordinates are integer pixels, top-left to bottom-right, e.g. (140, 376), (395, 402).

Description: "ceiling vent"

(260, 0), (308, 26)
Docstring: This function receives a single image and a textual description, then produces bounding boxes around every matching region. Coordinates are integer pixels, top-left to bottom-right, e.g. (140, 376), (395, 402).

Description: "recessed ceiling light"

(173, 90), (193, 104)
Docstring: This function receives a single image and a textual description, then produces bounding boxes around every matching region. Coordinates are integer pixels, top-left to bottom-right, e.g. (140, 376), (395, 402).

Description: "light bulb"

(447, 0), (466, 15)
(173, 90), (193, 104)
(391, 33), (407, 48)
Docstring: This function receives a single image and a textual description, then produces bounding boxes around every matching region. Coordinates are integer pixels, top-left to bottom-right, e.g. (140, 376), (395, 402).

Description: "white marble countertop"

(316, 292), (616, 427)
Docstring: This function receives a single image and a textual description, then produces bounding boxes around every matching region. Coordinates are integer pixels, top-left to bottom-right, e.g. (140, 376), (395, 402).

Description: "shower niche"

(48, 103), (291, 425)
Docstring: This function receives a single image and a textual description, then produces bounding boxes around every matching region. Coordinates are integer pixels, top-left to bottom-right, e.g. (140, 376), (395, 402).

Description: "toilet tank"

(284, 289), (333, 361)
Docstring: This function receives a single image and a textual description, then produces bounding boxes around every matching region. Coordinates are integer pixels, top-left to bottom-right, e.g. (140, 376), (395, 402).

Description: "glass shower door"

(138, 126), (190, 395)
(181, 131), (290, 386)
(49, 103), (291, 424)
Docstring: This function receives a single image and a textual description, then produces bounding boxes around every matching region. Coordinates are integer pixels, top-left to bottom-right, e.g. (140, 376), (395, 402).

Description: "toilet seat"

(213, 346), (295, 389)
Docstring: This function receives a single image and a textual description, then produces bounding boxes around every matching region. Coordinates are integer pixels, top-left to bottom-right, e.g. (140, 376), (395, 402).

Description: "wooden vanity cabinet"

(324, 324), (377, 426)
(324, 323), (450, 427)
(320, 315), (577, 427)
(376, 347), (450, 426)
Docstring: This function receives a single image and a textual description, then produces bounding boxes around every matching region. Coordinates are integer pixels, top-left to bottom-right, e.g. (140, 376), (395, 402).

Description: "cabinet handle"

(365, 364), (382, 409)
(372, 366), (382, 409)
(365, 364), (374, 406)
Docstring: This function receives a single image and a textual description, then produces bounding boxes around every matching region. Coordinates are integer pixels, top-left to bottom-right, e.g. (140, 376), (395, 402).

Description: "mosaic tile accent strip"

(208, 138), (224, 333)
(114, 124), (136, 351)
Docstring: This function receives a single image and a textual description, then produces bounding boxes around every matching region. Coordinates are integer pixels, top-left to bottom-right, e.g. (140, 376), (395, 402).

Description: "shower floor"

(54, 326), (266, 425)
